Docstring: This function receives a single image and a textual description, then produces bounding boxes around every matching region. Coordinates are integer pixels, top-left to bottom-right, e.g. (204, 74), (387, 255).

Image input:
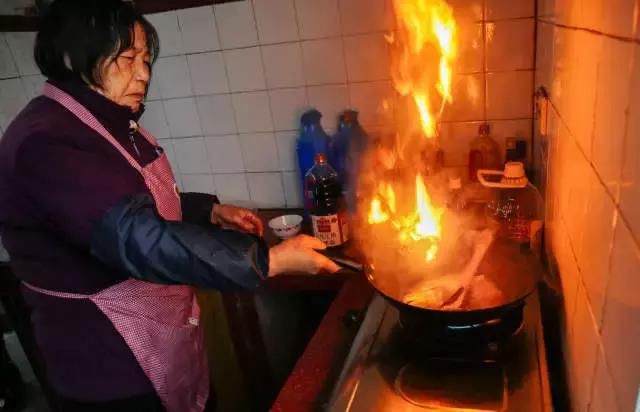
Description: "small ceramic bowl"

(268, 214), (303, 240)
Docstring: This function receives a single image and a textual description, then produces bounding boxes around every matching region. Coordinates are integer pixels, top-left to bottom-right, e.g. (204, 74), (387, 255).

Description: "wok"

(364, 239), (542, 328)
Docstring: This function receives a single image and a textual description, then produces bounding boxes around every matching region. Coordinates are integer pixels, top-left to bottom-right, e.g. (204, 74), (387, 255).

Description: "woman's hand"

(268, 235), (341, 277)
(211, 204), (264, 236)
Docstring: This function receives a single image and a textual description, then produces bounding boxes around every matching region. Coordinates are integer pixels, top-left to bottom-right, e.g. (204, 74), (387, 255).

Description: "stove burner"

(397, 304), (525, 348)
(394, 358), (507, 411)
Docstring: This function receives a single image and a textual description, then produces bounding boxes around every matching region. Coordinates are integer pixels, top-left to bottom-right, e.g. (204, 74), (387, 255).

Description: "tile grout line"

(336, 0), (353, 109)
(149, 117), (536, 140)
(214, 3), (249, 201)
(531, 0), (539, 172)
(542, 69), (640, 257)
(482, 0), (488, 121)
(145, 68), (534, 104)
(249, 0), (284, 207)
(538, 18), (640, 45)
(291, 0), (315, 204)
(559, 214), (617, 412)
(0, 33), (19, 79)
(144, 17), (538, 59)
(551, 120), (639, 410)
(253, 0), (286, 206)
(596, 38), (639, 335)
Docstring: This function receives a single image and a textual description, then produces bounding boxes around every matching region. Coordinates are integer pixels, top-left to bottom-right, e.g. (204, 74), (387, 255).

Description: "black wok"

(365, 239), (542, 329)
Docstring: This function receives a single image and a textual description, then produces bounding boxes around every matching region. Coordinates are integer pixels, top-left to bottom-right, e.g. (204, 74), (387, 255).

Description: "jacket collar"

(47, 79), (145, 139)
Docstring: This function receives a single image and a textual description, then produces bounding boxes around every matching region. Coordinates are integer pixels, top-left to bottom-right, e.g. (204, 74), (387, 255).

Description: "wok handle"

(328, 256), (363, 272)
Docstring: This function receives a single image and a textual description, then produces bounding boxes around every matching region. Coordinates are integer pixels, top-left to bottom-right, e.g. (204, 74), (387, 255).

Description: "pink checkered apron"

(22, 84), (209, 412)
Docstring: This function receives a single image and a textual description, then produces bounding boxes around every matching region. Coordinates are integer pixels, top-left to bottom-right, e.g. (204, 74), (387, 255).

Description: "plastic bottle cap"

(314, 153), (328, 163)
(503, 162), (525, 179)
(341, 110), (358, 124)
(301, 109), (322, 126)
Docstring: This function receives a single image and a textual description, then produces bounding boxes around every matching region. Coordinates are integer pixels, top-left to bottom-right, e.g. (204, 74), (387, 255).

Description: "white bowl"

(268, 215), (303, 239)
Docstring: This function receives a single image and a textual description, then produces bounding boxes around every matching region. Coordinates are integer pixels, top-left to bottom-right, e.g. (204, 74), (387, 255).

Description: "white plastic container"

(477, 162), (544, 251)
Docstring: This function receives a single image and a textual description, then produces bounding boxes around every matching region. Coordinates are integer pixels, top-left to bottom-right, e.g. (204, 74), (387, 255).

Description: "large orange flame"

(414, 174), (441, 240)
(369, 175), (443, 262)
(388, 0), (457, 138)
(364, 0), (456, 264)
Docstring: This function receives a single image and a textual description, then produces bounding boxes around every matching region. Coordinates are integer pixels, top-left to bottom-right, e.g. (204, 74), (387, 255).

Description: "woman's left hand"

(211, 204), (264, 236)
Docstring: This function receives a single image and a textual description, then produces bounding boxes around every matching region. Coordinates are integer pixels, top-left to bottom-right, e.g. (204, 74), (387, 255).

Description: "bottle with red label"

(305, 153), (349, 247)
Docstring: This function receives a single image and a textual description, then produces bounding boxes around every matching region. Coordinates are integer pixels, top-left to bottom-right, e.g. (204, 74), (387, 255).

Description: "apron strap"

(22, 281), (91, 299)
(137, 126), (158, 146)
(43, 83), (143, 173)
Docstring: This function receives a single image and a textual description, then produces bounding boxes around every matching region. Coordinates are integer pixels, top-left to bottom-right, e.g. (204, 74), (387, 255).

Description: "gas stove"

(326, 291), (552, 411)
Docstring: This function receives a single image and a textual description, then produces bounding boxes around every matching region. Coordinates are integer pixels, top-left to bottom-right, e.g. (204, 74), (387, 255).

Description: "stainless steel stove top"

(326, 292), (552, 412)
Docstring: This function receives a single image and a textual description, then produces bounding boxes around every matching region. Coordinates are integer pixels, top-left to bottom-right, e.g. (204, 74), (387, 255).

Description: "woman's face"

(97, 22), (151, 112)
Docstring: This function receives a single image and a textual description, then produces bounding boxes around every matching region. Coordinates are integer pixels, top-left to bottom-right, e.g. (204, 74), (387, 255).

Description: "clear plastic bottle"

(477, 162), (544, 251)
(305, 154), (349, 247)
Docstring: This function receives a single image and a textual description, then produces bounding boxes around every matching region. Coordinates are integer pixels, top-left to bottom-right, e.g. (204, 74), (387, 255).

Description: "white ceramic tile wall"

(177, 6), (221, 54)
(224, 47), (267, 92)
(146, 11), (184, 57)
(261, 43), (305, 88)
(181, 174), (216, 194)
(214, 1), (258, 49)
(268, 87), (309, 131)
(301, 38), (347, 85)
(173, 137), (212, 174)
(295, 0), (341, 40)
(253, 0), (298, 44)
(535, 0), (640, 410)
(163, 97), (202, 137)
(196, 94), (237, 135)
(206, 134), (245, 173)
(339, 0), (393, 35)
(5, 32), (38, 76)
(0, 0), (535, 209)
(343, 33), (390, 82)
(187, 52), (229, 95)
(239, 132), (280, 172)
(246, 172), (285, 207)
(155, 55), (194, 99)
(0, 34), (18, 79)
(0, 78), (28, 131)
(141, 100), (171, 139)
(231, 91), (273, 133)
(20, 74), (45, 100)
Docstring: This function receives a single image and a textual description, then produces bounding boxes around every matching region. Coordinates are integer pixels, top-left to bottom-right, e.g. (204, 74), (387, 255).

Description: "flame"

(413, 174), (441, 239)
(368, 197), (389, 224)
(360, 0), (457, 268)
(414, 93), (436, 137)
(425, 244), (438, 261)
(367, 174), (443, 262)
(385, 184), (397, 213)
(389, 0), (457, 138)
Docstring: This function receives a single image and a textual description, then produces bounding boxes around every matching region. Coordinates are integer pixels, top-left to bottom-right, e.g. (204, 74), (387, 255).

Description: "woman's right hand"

(268, 235), (341, 277)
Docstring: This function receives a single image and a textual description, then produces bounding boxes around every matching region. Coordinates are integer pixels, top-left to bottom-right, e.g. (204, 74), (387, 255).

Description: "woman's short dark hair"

(34, 0), (160, 87)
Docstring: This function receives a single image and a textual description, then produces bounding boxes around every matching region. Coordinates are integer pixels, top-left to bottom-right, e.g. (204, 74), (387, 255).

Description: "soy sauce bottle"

(305, 154), (349, 247)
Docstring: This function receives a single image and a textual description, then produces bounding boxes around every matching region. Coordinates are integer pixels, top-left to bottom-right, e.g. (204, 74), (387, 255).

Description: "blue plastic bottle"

(297, 110), (329, 215)
(329, 110), (367, 213)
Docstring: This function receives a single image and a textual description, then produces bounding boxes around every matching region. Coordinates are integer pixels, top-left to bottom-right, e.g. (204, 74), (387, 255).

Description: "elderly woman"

(0, 0), (340, 411)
